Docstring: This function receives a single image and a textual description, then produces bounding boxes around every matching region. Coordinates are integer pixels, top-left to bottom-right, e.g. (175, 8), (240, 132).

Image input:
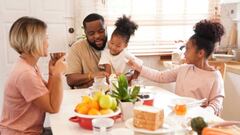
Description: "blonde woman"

(0, 16), (66, 134)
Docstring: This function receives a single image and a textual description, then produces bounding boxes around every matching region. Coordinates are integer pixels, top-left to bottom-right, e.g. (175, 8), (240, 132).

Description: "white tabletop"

(49, 86), (222, 135)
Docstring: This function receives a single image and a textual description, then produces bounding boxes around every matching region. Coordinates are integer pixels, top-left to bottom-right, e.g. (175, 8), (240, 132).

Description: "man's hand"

(92, 71), (110, 78)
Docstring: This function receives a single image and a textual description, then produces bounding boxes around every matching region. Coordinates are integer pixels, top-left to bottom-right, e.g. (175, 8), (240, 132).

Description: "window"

(79, 0), (219, 55)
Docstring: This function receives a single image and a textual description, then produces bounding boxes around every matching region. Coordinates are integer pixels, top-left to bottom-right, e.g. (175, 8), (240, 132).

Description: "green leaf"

(111, 90), (119, 96)
(111, 91), (121, 100)
(130, 86), (140, 99)
(118, 74), (128, 90)
(110, 74), (140, 103)
(121, 87), (129, 100)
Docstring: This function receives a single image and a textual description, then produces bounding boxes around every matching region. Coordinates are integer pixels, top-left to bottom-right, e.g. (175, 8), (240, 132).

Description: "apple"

(111, 97), (117, 111)
(99, 95), (112, 109)
(93, 91), (104, 102)
(100, 109), (114, 115)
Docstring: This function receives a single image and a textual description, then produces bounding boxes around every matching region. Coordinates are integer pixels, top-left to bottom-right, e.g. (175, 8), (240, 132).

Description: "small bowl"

(138, 92), (154, 106)
(50, 52), (66, 63)
(69, 108), (121, 130)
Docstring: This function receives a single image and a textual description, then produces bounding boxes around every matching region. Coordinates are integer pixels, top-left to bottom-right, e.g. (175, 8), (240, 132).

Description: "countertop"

(225, 61), (240, 75)
(161, 60), (240, 75)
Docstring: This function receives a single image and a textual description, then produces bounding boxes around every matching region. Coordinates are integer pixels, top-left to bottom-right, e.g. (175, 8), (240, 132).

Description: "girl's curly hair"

(112, 15), (138, 44)
(190, 20), (225, 58)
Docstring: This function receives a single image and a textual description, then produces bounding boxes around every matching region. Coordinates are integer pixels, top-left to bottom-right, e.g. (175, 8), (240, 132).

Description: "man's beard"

(87, 36), (108, 51)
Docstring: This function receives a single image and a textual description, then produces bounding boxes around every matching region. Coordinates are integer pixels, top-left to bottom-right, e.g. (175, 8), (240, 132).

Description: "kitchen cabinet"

(222, 64), (240, 121)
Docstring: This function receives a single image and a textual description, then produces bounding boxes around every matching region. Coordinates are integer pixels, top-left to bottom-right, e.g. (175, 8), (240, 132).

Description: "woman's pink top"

(0, 58), (48, 135)
(141, 64), (224, 115)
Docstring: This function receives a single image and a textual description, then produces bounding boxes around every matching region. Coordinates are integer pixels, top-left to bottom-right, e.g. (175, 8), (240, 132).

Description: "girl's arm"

(204, 73), (224, 116)
(140, 65), (180, 83)
(104, 64), (111, 75)
(127, 57), (179, 83)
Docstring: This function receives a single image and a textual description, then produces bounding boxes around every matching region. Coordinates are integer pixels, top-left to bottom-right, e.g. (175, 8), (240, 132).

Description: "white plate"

(125, 118), (185, 134)
(168, 97), (197, 108)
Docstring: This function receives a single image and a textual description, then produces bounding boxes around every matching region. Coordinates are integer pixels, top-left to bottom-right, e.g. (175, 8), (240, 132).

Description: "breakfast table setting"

(48, 82), (240, 135)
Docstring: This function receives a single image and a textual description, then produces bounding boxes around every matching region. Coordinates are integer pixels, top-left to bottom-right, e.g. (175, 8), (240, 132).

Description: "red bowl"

(143, 98), (154, 106)
(69, 108), (121, 130)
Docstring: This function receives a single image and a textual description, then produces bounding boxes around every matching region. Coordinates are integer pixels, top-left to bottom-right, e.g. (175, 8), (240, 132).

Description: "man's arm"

(66, 71), (109, 88)
(66, 73), (93, 88)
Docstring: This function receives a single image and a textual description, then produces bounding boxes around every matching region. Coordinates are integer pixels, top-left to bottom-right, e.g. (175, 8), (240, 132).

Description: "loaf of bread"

(133, 105), (164, 131)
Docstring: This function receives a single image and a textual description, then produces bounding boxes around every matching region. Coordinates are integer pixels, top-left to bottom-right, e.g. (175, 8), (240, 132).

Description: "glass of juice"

(174, 103), (187, 116)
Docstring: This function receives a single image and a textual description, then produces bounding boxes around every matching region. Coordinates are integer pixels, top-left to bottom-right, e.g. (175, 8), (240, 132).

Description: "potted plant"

(110, 74), (141, 120)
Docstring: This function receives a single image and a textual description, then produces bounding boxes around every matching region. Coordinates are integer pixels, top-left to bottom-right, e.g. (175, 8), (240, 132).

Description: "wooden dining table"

(49, 86), (223, 135)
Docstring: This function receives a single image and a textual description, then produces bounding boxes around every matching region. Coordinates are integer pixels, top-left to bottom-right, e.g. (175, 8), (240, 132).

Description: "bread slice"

(133, 105), (164, 131)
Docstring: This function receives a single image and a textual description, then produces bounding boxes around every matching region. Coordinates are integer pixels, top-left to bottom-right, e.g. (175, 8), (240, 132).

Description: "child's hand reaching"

(126, 56), (143, 72)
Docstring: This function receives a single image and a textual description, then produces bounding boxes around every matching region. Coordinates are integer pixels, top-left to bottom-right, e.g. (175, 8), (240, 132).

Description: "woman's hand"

(49, 56), (67, 76)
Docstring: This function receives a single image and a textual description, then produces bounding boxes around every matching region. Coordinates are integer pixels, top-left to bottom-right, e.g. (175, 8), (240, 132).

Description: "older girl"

(128, 20), (225, 116)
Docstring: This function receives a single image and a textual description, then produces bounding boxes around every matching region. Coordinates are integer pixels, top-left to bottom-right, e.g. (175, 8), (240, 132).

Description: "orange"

(89, 100), (100, 110)
(75, 102), (90, 114)
(88, 108), (101, 115)
(75, 102), (85, 110)
(82, 96), (92, 104)
(75, 103), (84, 112)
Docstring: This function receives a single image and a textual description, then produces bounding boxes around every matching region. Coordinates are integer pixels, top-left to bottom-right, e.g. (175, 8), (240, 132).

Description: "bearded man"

(66, 13), (109, 88)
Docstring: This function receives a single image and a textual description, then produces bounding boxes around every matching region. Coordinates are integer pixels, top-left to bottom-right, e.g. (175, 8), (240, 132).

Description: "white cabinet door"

(0, 0), (74, 114)
(222, 72), (240, 121)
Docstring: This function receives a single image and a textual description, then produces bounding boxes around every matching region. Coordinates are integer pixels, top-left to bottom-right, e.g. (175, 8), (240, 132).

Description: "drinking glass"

(50, 52), (66, 64)
(131, 79), (145, 89)
(174, 103), (187, 116)
(92, 118), (114, 135)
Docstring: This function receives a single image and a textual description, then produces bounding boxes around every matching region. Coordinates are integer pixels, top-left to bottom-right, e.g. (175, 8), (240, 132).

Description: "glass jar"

(108, 74), (118, 92)
(92, 76), (109, 92)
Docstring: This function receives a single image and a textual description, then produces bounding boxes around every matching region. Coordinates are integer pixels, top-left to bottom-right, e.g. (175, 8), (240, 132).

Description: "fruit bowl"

(69, 107), (121, 130)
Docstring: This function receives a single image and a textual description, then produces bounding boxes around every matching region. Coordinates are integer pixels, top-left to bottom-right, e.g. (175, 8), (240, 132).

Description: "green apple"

(100, 109), (114, 115)
(111, 97), (117, 111)
(93, 91), (104, 102)
(99, 95), (112, 109)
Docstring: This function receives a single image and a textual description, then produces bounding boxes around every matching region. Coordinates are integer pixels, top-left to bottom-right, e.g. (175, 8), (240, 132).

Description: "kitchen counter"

(161, 60), (240, 75)
(225, 61), (240, 75)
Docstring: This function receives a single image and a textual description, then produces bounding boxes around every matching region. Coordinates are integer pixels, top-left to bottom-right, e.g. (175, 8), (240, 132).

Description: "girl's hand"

(127, 58), (143, 72)
(49, 56), (67, 76)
